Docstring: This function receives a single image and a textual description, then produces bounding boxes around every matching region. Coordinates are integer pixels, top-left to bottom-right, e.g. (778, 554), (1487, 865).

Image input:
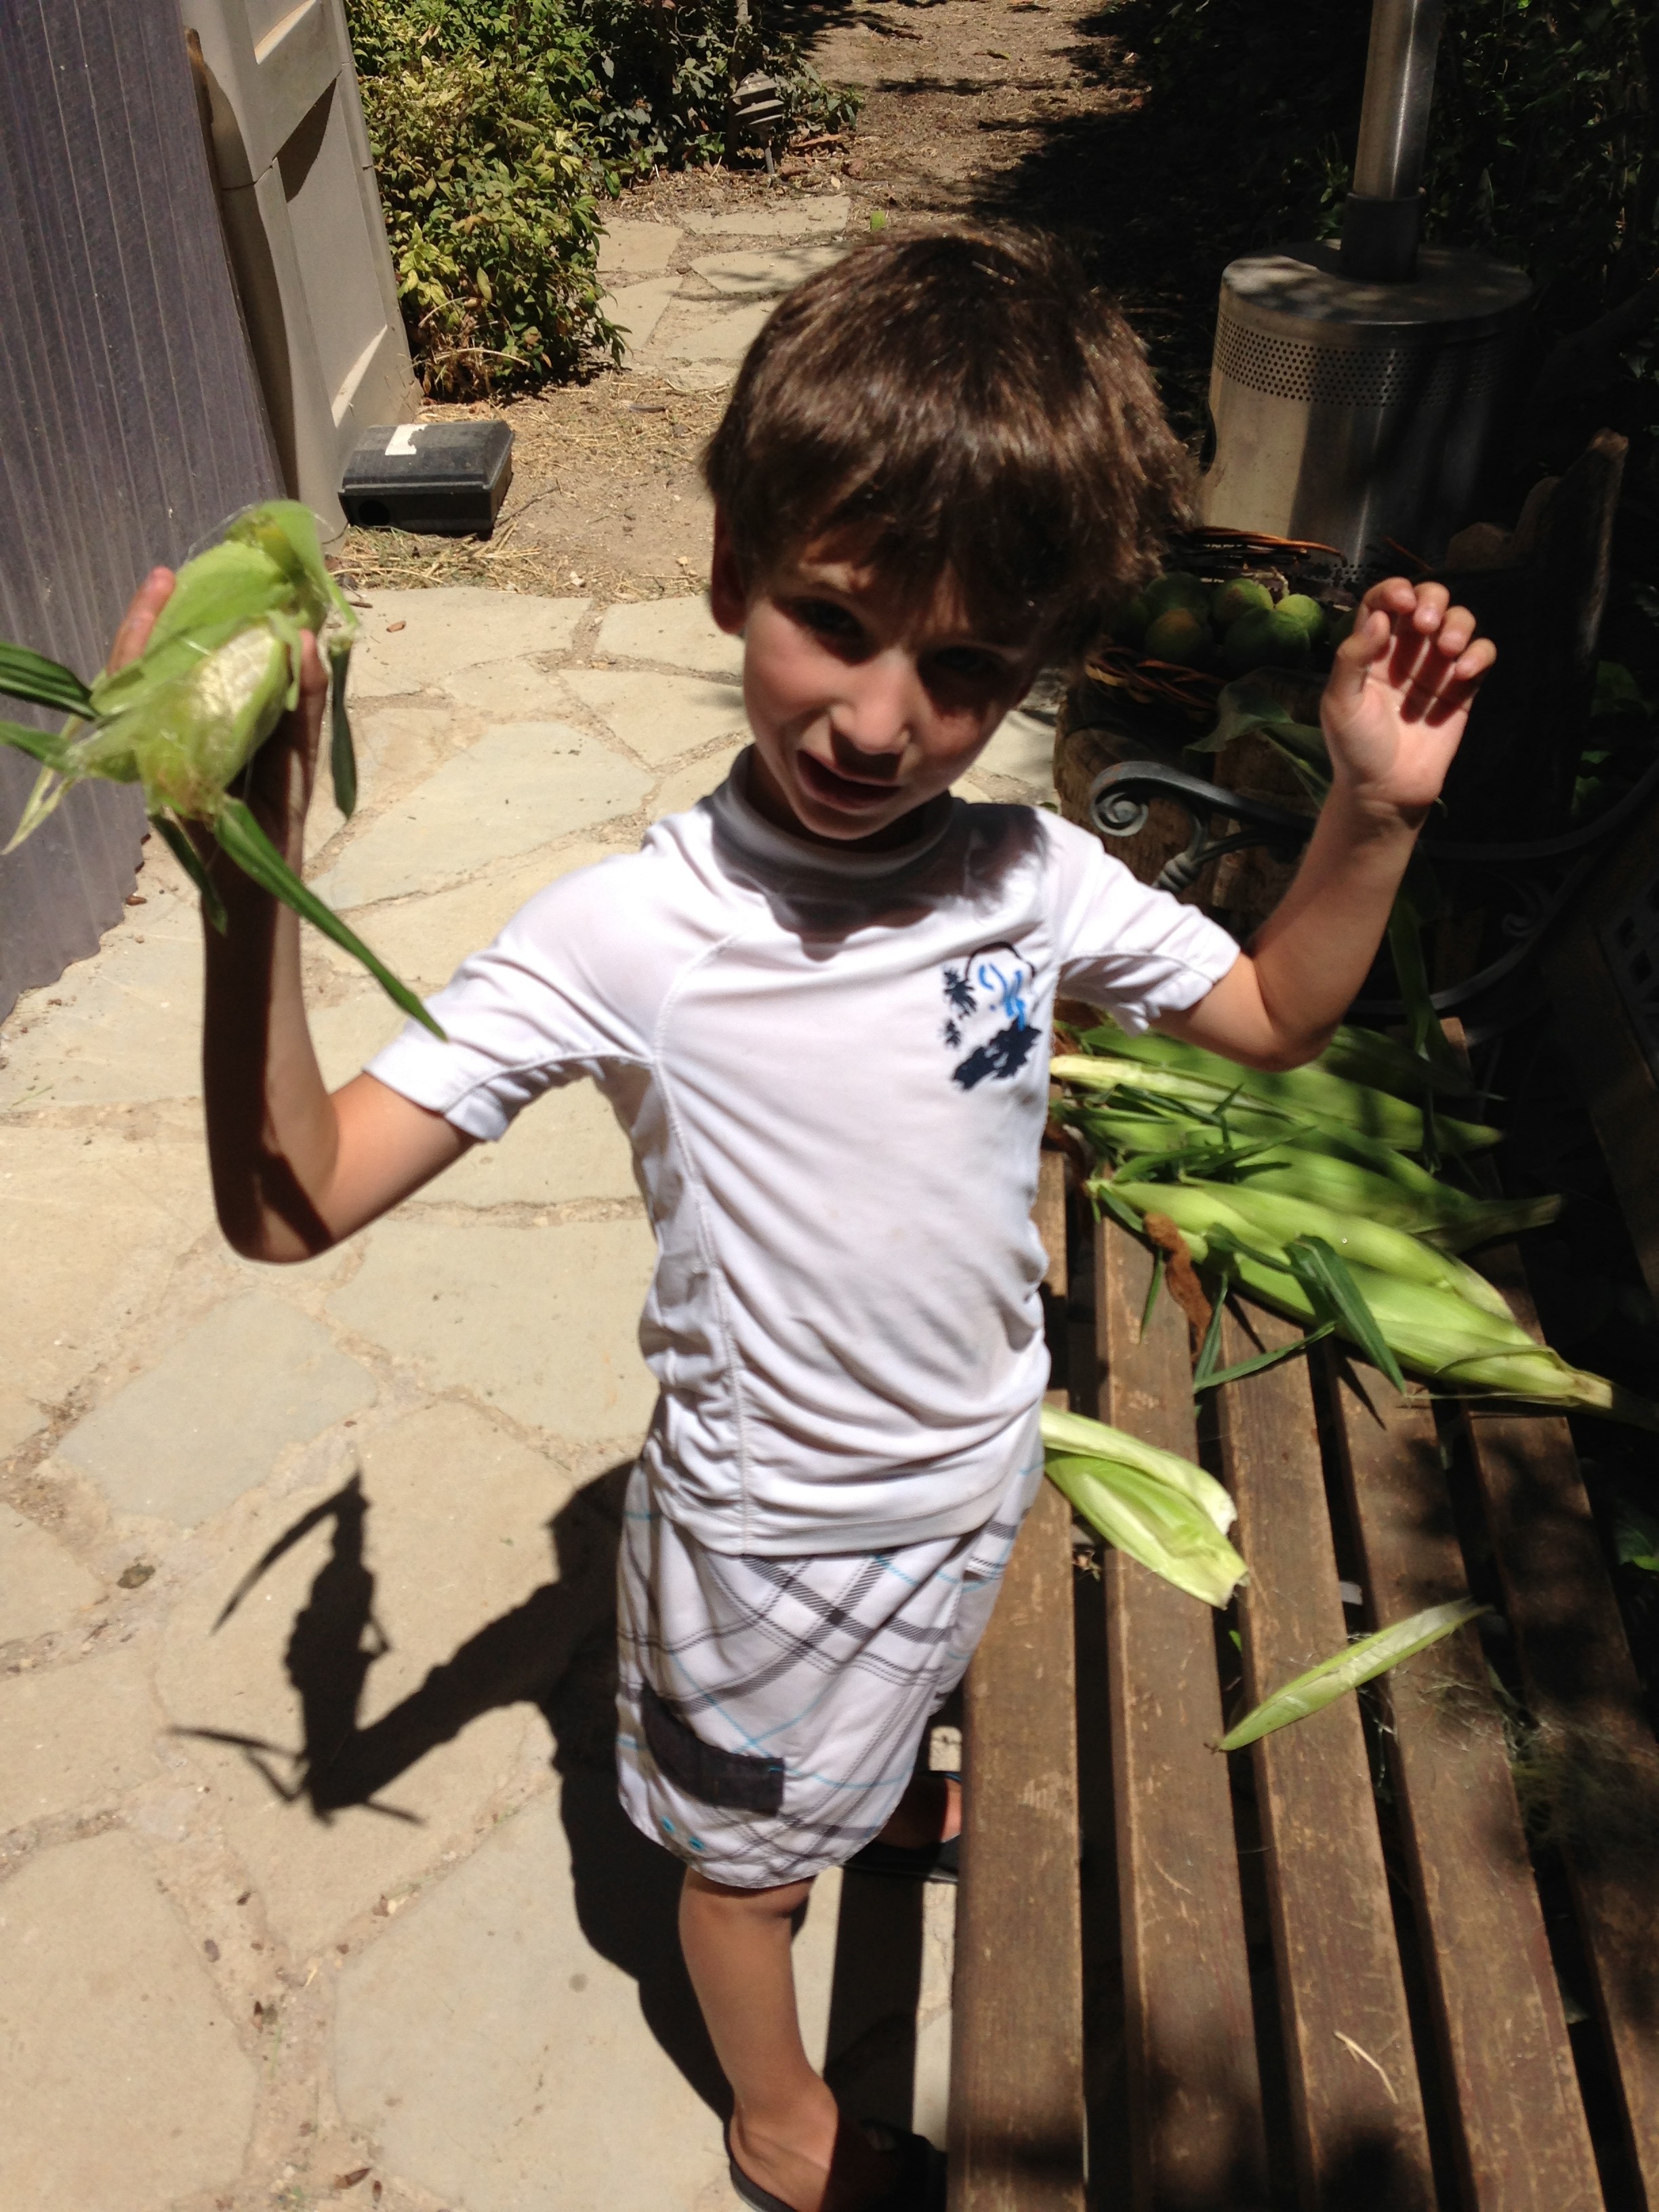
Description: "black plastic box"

(340, 421), (514, 536)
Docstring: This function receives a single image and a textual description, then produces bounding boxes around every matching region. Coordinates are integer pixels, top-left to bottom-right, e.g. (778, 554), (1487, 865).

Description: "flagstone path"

(0, 581), (1054, 2212)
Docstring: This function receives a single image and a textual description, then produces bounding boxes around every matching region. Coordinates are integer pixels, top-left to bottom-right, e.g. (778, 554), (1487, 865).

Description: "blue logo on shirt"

(941, 943), (1041, 1089)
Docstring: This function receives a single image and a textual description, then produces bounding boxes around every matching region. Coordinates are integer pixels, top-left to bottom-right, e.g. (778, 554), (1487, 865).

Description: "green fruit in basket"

(1211, 576), (1273, 628)
(1327, 605), (1358, 647)
(1111, 592), (1151, 648)
(1223, 606), (1311, 673)
(1277, 593), (1328, 644)
(1143, 608), (1211, 666)
(1143, 571), (1211, 620)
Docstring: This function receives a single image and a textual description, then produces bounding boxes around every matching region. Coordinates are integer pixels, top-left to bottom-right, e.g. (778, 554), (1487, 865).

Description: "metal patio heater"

(1197, 0), (1532, 580)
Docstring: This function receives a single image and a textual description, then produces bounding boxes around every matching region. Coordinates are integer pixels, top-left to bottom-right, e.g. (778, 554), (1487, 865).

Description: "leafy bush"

(348, 0), (859, 399)
(350, 0), (615, 396)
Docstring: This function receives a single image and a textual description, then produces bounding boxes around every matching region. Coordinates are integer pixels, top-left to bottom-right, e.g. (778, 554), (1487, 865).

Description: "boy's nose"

(831, 652), (920, 762)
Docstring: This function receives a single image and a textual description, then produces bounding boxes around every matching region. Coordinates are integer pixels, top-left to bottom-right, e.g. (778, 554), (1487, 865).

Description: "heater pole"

(1342, 0), (1446, 283)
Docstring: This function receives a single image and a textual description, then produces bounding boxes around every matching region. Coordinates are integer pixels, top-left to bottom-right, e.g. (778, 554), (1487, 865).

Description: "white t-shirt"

(369, 753), (1238, 1555)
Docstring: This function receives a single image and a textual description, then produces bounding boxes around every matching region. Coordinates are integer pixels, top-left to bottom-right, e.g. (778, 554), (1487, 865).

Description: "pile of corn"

(0, 501), (437, 1035)
(1051, 1016), (1658, 1429)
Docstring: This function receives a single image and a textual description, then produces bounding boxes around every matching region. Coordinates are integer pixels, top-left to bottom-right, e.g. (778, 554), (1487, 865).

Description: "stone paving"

(597, 198), (852, 390)
(0, 577), (1056, 2212)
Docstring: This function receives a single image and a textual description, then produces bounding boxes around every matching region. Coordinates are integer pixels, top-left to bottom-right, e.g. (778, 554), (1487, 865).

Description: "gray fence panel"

(0, 0), (281, 1023)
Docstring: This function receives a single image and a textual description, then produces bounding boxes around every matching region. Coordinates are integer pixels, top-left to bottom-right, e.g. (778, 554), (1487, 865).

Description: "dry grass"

(333, 371), (725, 602)
(330, 519), (690, 602)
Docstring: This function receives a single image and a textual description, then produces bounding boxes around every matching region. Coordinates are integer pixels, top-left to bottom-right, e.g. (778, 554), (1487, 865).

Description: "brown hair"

(702, 224), (1192, 663)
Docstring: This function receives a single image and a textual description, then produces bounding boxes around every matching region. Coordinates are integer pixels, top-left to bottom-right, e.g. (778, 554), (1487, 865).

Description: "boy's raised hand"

(1320, 578), (1495, 825)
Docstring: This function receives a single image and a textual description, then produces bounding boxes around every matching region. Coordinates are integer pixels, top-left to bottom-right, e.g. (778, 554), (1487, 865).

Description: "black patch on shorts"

(641, 1681), (785, 1816)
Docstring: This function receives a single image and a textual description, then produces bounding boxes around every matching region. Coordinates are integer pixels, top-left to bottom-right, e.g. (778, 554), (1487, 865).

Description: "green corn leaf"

(1285, 1235), (1408, 1394)
(1139, 1248), (1165, 1339)
(1193, 1322), (1335, 1393)
(0, 643), (94, 717)
(327, 642), (357, 821)
(1387, 886), (1464, 1097)
(1321, 1020), (1475, 1101)
(148, 813), (226, 933)
(0, 718), (74, 771)
(1215, 1597), (1489, 1750)
(211, 797), (445, 1039)
(1193, 1276), (1229, 1385)
(4, 760), (70, 849)
(1093, 1176), (1149, 1240)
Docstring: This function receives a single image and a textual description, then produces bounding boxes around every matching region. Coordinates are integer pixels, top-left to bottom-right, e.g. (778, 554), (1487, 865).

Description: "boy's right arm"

(117, 572), (472, 1263)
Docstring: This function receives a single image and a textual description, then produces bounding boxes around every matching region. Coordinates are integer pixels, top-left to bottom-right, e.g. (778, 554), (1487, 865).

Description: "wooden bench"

(948, 1030), (1659, 2207)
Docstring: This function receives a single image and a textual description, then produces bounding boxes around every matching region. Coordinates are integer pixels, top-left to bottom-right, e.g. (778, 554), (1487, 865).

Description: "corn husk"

(1055, 1099), (1558, 1250)
(1113, 1177), (1515, 1322)
(1040, 1406), (1246, 1608)
(1052, 1040), (1498, 1155)
(1216, 1599), (1488, 1751)
(1112, 1185), (1658, 1427)
(1317, 1021), (1477, 1100)
(0, 502), (437, 1037)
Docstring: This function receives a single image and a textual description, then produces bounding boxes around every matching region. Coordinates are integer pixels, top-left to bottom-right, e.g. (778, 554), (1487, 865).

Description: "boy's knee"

(682, 1866), (814, 1919)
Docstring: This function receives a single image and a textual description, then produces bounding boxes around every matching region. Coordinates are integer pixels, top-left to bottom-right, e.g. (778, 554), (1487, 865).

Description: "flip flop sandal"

(724, 2120), (945, 2212)
(844, 1772), (962, 1885)
(843, 1833), (958, 1885)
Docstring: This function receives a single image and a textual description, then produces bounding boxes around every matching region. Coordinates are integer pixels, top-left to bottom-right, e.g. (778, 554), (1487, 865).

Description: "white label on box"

(385, 424), (423, 456)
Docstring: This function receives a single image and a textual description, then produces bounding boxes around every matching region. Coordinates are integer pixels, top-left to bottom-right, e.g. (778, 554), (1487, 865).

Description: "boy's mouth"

(794, 748), (902, 814)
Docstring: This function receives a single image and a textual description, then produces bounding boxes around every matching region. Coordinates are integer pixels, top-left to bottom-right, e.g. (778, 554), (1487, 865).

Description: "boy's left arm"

(1158, 578), (1496, 1071)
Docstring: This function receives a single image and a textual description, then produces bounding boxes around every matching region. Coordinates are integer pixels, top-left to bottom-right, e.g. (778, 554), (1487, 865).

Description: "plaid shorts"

(615, 1435), (1044, 1890)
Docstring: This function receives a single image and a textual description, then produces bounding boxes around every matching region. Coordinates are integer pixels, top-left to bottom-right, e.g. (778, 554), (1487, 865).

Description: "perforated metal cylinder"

(1198, 242), (1532, 579)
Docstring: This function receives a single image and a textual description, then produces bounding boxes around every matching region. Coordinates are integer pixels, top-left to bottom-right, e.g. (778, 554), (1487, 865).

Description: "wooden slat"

(949, 1484), (1086, 2211)
(1327, 1358), (1603, 2212)
(1214, 1307), (1435, 2209)
(1097, 1225), (1269, 2210)
(1460, 1247), (1659, 2208)
(949, 1150), (1086, 2212)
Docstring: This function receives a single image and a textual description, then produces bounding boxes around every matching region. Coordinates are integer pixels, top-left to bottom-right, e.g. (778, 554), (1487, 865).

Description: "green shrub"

(348, 0), (859, 400)
(349, 0), (618, 396)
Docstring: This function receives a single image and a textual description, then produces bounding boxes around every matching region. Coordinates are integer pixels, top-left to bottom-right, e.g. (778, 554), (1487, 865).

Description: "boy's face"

(710, 514), (1038, 848)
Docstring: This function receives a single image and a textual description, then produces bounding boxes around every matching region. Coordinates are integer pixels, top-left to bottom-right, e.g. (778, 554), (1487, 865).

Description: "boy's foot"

(844, 1771), (961, 1883)
(727, 2112), (943, 2212)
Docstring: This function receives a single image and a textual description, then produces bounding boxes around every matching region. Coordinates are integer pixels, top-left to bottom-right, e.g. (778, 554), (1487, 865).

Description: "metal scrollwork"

(1087, 761), (1314, 896)
(1085, 749), (1659, 1042)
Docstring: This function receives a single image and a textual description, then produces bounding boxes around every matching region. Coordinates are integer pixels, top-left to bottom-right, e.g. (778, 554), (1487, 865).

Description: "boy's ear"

(708, 508), (750, 638)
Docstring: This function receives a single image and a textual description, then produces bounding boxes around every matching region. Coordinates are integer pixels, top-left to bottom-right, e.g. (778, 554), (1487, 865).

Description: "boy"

(112, 228), (1492, 2212)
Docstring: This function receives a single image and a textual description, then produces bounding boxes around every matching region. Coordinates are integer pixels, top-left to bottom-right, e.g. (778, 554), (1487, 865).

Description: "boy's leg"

(868, 1771), (959, 1850)
(679, 1870), (900, 2212)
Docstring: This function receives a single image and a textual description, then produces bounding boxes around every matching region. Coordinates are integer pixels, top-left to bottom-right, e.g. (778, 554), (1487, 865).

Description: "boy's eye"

(926, 645), (1010, 691)
(793, 598), (866, 648)
(930, 647), (996, 678)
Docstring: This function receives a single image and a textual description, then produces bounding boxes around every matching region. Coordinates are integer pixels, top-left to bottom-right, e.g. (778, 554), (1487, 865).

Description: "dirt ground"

(335, 0), (1208, 604)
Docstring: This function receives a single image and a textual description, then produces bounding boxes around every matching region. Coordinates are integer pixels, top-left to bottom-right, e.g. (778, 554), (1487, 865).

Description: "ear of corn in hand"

(0, 502), (439, 1038)
(1040, 1406), (1246, 1607)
